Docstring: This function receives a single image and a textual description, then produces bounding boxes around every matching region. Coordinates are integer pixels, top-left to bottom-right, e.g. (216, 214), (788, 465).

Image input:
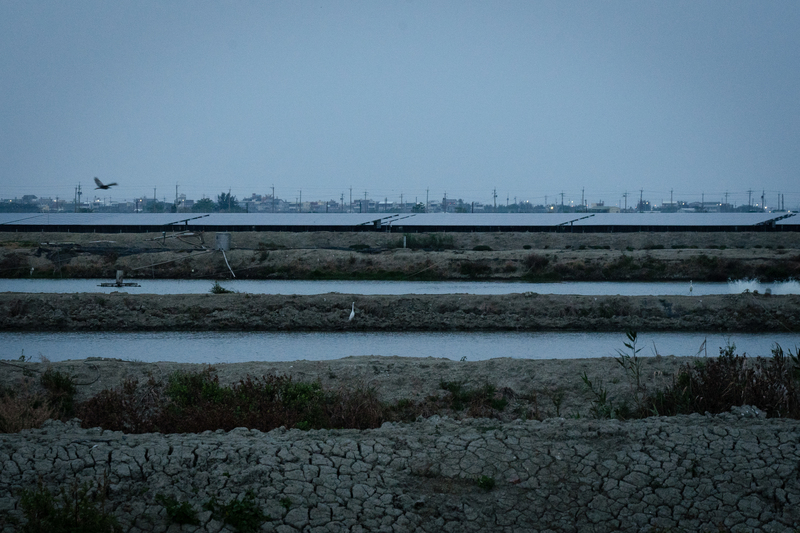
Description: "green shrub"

(40, 368), (77, 417)
(459, 261), (492, 278)
(155, 494), (199, 526)
(203, 491), (269, 533)
(18, 478), (121, 533)
(648, 344), (800, 418)
(476, 476), (495, 491)
(402, 234), (454, 250)
(210, 281), (235, 294)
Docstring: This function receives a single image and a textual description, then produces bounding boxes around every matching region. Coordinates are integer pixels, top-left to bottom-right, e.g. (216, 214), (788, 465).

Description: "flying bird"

(349, 302), (355, 321)
(94, 177), (118, 190)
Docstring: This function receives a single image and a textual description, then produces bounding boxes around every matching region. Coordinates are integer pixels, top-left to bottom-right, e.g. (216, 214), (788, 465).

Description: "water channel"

(2, 278), (799, 295)
(2, 331), (796, 364)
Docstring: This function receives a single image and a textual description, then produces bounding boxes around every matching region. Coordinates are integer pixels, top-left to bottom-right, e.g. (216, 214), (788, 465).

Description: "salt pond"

(2, 331), (796, 364)
(2, 278), (798, 296)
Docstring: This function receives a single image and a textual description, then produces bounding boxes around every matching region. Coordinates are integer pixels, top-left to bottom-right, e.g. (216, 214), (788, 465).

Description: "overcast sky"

(1, 1), (798, 209)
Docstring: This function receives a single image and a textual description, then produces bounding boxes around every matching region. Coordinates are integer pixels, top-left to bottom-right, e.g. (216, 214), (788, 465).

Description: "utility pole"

(747, 189), (753, 209)
(154, 187), (157, 213)
(761, 190), (765, 210)
(581, 188), (584, 212)
(623, 191), (628, 211)
(444, 192), (447, 213)
(400, 193), (403, 212)
(560, 191), (565, 207)
(670, 188), (673, 207)
(426, 188), (429, 212)
(364, 190), (367, 213)
(701, 192), (704, 210)
(724, 191), (729, 209)
(349, 187), (352, 213)
(299, 190), (302, 213)
(493, 188), (497, 209)
(340, 193), (344, 213)
(272, 185), (275, 213)
(639, 189), (643, 212)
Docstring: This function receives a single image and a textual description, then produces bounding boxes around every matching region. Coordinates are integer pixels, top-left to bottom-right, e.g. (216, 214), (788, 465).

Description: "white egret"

(349, 302), (355, 321)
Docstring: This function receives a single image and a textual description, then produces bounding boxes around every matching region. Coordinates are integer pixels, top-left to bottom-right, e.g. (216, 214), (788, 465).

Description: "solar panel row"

(0, 212), (796, 230)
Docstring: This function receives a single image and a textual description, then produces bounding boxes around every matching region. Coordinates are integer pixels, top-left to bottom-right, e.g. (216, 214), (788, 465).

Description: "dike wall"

(1, 292), (799, 332)
(1, 408), (799, 533)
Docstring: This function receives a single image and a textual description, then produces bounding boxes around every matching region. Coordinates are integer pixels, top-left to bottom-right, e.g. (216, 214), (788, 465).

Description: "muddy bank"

(1, 231), (799, 281)
(1, 292), (798, 332)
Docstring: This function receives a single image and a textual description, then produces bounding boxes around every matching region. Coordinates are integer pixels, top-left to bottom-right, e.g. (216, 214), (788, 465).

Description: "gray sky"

(1, 1), (798, 209)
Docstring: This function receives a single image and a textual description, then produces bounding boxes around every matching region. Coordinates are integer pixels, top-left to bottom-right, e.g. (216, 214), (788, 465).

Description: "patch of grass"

(203, 490), (269, 533)
(439, 381), (508, 414)
(155, 494), (199, 526)
(648, 343), (800, 418)
(459, 260), (492, 278)
(40, 368), (77, 417)
(18, 477), (121, 533)
(0, 380), (58, 433)
(475, 476), (495, 491)
(209, 281), (235, 294)
(400, 233), (455, 251)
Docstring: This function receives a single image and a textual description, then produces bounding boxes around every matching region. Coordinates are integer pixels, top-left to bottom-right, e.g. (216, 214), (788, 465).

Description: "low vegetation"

(16, 477), (121, 533)
(581, 332), (800, 420)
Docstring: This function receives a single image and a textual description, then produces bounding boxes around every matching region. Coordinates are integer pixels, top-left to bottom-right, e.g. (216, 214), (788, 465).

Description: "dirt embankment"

(1, 231), (799, 281)
(1, 292), (797, 333)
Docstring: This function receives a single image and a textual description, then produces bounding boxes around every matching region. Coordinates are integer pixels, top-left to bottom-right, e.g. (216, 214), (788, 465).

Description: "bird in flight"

(94, 177), (118, 190)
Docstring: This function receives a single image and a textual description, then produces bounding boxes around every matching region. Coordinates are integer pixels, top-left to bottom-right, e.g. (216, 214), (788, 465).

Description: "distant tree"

(192, 198), (216, 213)
(216, 191), (245, 212)
(412, 202), (426, 213)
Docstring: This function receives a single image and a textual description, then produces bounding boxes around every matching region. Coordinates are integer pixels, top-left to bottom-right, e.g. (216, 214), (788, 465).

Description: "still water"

(2, 278), (798, 296)
(2, 331), (796, 364)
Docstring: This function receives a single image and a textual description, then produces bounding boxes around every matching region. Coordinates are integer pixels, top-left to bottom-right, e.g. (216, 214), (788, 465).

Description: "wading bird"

(93, 177), (118, 190)
(689, 280), (693, 295)
(349, 302), (355, 321)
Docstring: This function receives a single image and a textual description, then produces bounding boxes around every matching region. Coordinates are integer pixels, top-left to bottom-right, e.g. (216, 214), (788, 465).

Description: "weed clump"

(209, 281), (235, 294)
(582, 333), (800, 420)
(0, 381), (58, 433)
(18, 477), (121, 533)
(40, 368), (77, 417)
(77, 368), (386, 433)
(650, 344), (800, 418)
(155, 494), (199, 526)
(401, 233), (454, 251)
(203, 490), (269, 533)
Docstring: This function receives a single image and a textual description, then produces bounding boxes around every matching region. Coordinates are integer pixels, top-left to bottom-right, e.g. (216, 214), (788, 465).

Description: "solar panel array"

(0, 211), (796, 229)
